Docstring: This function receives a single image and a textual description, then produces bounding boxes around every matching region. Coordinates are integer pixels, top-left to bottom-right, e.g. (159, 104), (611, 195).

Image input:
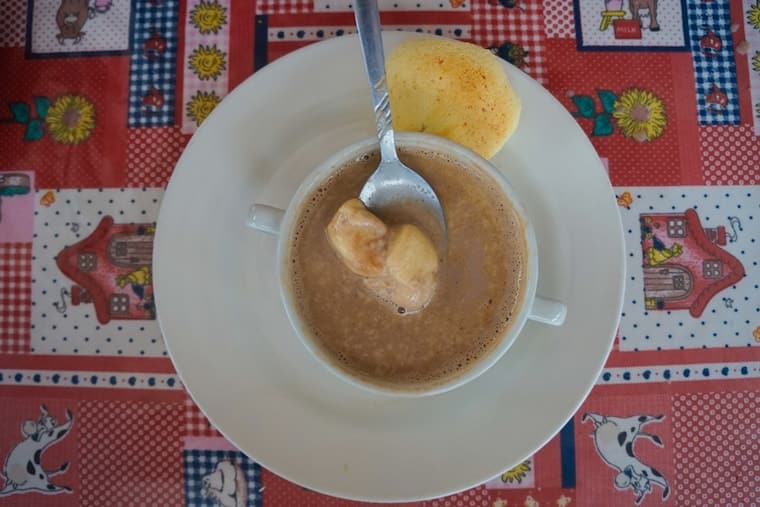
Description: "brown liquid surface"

(287, 147), (527, 390)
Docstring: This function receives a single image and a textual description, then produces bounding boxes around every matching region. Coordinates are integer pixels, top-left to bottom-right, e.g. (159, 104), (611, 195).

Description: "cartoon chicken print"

(116, 266), (152, 300)
(640, 217), (683, 266)
(645, 235), (683, 267)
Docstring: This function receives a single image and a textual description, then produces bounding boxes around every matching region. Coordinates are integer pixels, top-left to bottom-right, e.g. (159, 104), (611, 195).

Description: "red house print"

(56, 216), (156, 324)
(639, 209), (745, 317)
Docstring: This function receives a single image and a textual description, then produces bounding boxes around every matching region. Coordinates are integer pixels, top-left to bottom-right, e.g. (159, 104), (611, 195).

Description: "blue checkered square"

(183, 449), (263, 507)
(127, 0), (179, 127)
(687, 0), (739, 125)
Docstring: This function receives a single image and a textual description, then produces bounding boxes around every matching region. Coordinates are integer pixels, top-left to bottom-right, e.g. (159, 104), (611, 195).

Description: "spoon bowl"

(353, 1), (447, 241)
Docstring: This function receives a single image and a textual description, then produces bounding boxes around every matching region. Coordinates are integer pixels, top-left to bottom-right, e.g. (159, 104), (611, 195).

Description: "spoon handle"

(353, 0), (398, 162)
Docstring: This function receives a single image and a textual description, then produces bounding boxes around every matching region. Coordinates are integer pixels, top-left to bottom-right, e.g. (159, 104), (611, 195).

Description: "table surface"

(1, 0), (759, 506)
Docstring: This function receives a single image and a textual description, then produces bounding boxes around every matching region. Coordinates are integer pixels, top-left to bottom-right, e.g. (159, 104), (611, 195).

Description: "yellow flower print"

(753, 325), (760, 342)
(189, 45), (226, 81)
(45, 95), (95, 144)
(752, 51), (760, 73)
(501, 460), (531, 484)
(186, 90), (221, 126)
(190, 0), (227, 35)
(748, 1), (760, 31)
(613, 88), (667, 142)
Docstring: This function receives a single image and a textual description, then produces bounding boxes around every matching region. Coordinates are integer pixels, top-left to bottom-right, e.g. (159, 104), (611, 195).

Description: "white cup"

(247, 132), (565, 396)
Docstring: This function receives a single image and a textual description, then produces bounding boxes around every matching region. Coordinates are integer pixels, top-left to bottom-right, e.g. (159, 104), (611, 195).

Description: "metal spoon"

(353, 1), (447, 240)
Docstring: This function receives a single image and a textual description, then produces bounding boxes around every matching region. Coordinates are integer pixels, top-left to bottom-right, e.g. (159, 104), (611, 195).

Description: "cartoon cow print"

(0, 405), (74, 496)
(583, 412), (670, 505)
(201, 459), (247, 507)
(56, 0), (89, 44)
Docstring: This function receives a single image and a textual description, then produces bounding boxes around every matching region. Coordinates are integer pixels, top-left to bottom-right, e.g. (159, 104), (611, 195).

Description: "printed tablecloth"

(1, 0), (759, 505)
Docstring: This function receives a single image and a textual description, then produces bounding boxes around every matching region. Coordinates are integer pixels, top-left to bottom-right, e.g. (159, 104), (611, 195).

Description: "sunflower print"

(748, 1), (760, 31)
(45, 95), (95, 144)
(752, 51), (760, 73)
(187, 90), (221, 126)
(501, 460), (531, 484)
(612, 88), (666, 142)
(189, 45), (226, 80)
(190, 0), (227, 35)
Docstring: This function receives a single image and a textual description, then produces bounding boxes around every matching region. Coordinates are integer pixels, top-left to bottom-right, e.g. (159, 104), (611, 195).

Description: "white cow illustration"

(583, 412), (670, 505)
(0, 405), (74, 496)
(201, 459), (247, 507)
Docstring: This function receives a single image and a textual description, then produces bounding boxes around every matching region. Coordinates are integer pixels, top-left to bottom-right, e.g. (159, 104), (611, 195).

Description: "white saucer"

(154, 32), (625, 502)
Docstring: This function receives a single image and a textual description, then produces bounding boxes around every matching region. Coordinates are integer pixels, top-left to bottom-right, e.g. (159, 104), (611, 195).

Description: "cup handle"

(528, 296), (566, 326)
(247, 204), (285, 236)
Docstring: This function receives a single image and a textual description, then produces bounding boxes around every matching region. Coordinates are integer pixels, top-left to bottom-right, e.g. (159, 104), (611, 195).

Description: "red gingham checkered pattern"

(472, 0), (547, 85)
(255, 0), (312, 15)
(0, 242), (31, 354)
(185, 395), (222, 437)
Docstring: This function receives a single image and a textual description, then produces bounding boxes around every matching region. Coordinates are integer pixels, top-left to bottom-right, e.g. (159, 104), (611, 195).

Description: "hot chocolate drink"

(286, 146), (528, 390)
